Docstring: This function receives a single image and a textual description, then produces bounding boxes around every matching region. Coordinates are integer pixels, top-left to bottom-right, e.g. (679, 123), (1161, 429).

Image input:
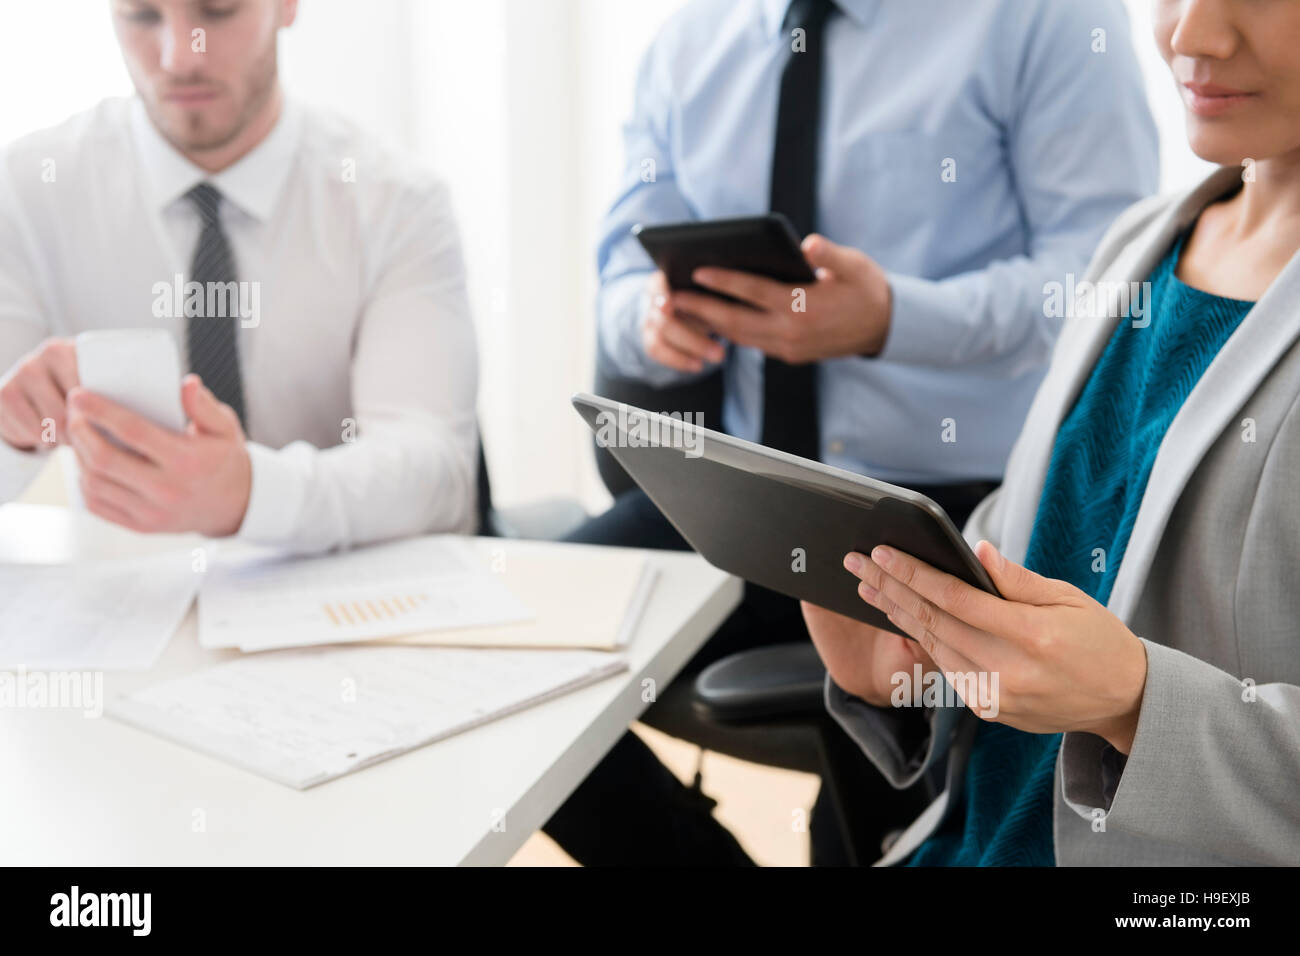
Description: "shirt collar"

(130, 95), (302, 222)
(760, 0), (879, 37)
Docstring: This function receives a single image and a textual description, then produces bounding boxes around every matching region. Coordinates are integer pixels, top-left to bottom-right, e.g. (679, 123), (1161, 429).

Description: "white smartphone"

(75, 329), (187, 435)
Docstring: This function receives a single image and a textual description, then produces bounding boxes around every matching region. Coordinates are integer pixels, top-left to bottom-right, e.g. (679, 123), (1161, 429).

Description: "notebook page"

(109, 645), (626, 788)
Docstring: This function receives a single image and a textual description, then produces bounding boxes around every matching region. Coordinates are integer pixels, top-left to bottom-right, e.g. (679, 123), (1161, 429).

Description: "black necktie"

(762, 0), (833, 461)
(185, 183), (247, 430)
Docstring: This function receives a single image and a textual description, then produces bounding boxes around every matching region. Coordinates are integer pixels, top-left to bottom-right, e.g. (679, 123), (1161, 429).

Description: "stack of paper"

(381, 543), (657, 651)
(198, 536), (534, 652)
(109, 644), (628, 789)
(0, 551), (199, 670)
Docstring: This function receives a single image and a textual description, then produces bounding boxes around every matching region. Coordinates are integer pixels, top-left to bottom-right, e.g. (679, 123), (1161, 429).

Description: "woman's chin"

(1184, 123), (1259, 168)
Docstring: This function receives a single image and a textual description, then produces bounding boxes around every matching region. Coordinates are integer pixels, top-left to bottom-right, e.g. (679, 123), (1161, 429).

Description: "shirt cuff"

(824, 674), (963, 789)
(235, 442), (307, 547)
(1101, 744), (1128, 807)
(876, 272), (962, 366)
(1061, 639), (1162, 823)
(597, 271), (705, 388)
(596, 273), (650, 375)
(0, 439), (51, 502)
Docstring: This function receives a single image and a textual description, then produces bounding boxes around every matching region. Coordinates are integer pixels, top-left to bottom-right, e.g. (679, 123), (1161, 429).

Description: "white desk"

(0, 502), (741, 865)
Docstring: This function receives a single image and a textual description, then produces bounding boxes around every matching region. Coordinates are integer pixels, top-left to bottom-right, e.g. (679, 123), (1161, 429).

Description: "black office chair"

(691, 644), (939, 865)
(477, 435), (589, 541)
(592, 368), (725, 497)
(591, 368), (933, 865)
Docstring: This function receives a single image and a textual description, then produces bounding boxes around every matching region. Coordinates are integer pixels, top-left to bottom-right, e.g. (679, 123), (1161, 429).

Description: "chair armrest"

(692, 642), (827, 725)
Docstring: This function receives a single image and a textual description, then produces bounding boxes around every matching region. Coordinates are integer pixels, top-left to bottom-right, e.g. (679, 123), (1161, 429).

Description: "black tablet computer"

(633, 213), (816, 300)
(572, 393), (1000, 635)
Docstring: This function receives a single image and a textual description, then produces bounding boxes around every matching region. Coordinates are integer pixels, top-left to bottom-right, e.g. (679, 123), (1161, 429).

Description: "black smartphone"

(632, 213), (816, 302)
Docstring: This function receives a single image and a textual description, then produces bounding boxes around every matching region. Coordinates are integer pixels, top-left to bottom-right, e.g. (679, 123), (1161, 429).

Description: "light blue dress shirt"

(596, 0), (1159, 484)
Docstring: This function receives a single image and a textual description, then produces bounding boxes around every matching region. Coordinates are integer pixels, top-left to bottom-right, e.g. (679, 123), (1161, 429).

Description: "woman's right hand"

(801, 600), (937, 707)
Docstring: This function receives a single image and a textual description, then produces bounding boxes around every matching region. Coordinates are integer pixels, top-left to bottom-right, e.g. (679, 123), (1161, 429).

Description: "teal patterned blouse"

(906, 227), (1255, 866)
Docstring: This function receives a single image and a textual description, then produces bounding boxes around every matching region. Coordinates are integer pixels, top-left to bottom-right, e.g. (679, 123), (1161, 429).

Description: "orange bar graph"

(322, 592), (432, 627)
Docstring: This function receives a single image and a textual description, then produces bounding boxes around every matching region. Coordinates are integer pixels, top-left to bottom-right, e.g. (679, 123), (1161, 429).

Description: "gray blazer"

(828, 167), (1300, 866)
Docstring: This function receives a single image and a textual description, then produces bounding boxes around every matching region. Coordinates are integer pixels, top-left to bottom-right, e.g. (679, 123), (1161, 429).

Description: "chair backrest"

(476, 434), (495, 536)
(591, 368), (725, 498)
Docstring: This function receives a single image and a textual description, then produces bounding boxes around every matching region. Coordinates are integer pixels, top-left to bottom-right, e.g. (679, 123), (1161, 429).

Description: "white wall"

(1122, 0), (1217, 189)
(406, 0), (685, 511)
(0, 0), (1212, 512)
(0, 4), (131, 140)
(284, 0), (687, 512)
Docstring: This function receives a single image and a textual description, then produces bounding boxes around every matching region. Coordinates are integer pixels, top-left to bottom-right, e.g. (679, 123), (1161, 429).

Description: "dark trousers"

(543, 481), (996, 866)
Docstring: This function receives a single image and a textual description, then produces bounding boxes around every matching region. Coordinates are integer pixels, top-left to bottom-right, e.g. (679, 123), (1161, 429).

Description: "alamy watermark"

(592, 403), (704, 459)
(0, 667), (103, 718)
(1043, 274), (1152, 328)
(891, 662), (1000, 718)
(151, 274), (261, 328)
(50, 886), (150, 936)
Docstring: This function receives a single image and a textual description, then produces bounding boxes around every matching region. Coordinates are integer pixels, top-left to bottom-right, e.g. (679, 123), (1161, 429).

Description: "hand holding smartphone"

(75, 329), (187, 441)
(633, 212), (816, 301)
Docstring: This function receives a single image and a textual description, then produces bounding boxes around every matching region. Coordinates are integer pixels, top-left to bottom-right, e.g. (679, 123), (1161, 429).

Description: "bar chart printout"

(198, 536), (533, 652)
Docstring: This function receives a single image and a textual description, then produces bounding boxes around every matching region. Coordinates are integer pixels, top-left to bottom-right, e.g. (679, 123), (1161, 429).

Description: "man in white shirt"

(0, 0), (479, 553)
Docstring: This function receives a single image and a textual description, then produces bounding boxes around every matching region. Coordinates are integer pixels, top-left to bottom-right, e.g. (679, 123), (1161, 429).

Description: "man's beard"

(149, 45), (277, 156)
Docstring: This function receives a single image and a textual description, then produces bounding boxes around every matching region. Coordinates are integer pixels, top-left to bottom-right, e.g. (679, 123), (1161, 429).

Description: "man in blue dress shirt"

(547, 0), (1159, 865)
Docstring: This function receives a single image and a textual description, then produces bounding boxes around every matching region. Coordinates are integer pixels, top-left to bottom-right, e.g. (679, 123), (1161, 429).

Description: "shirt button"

(828, 440), (845, 455)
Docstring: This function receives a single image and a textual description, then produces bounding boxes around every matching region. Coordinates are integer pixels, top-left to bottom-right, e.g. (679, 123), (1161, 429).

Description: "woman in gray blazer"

(804, 0), (1300, 865)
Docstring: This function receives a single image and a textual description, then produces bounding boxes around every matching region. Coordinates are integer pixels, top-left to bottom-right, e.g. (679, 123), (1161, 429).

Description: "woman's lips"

(1181, 82), (1257, 117)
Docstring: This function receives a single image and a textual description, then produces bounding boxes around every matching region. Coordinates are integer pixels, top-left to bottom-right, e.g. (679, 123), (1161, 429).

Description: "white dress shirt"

(0, 96), (479, 552)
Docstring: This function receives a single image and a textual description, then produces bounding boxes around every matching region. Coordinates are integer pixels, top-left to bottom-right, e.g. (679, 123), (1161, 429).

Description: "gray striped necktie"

(185, 182), (247, 429)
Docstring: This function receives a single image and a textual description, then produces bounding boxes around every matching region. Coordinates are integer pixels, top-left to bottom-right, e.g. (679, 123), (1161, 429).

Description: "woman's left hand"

(845, 540), (1149, 754)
